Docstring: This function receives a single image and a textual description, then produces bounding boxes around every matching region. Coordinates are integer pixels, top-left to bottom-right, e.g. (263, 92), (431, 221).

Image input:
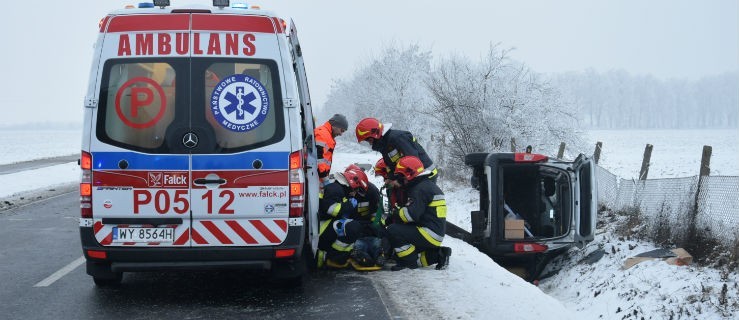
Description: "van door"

(288, 19), (319, 254)
(188, 14), (290, 247)
(91, 13), (194, 247)
(572, 154), (597, 245)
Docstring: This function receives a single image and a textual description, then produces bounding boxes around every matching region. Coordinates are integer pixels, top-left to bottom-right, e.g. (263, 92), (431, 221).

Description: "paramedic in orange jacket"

(315, 114), (348, 185)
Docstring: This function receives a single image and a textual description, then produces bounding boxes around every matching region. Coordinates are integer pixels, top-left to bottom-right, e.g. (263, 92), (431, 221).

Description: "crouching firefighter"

(316, 166), (375, 268)
(386, 156), (452, 271)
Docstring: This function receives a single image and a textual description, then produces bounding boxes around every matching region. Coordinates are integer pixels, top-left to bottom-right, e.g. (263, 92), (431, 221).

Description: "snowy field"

(586, 129), (738, 179)
(1, 128), (738, 319)
(0, 129), (81, 165)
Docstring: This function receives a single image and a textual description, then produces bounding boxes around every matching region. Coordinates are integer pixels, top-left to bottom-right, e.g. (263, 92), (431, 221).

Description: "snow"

(1, 129), (737, 319)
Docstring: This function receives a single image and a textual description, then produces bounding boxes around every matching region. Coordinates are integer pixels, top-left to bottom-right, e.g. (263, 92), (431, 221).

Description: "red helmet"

(343, 168), (369, 191)
(373, 158), (388, 178)
(355, 117), (383, 142)
(346, 163), (362, 172)
(395, 156), (425, 181)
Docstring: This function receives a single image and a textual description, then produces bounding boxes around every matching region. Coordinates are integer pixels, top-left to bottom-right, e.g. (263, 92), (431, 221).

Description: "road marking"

(34, 256), (85, 287)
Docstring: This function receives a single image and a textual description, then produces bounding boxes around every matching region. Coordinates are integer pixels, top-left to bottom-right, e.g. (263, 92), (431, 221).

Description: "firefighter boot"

(435, 246), (452, 270)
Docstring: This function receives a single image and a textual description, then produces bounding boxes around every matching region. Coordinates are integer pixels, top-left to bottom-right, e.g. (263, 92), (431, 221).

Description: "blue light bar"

(138, 2), (155, 8)
(231, 3), (249, 9)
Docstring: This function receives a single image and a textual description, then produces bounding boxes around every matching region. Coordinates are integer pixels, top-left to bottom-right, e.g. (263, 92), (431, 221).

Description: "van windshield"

(96, 58), (283, 154)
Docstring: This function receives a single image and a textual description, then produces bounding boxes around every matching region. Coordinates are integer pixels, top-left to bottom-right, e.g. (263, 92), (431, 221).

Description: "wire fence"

(596, 165), (739, 247)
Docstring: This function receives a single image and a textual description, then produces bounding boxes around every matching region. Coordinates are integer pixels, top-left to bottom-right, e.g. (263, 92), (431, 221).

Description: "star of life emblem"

(210, 74), (270, 132)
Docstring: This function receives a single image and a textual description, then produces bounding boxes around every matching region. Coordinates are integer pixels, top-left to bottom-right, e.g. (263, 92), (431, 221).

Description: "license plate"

(112, 227), (174, 243)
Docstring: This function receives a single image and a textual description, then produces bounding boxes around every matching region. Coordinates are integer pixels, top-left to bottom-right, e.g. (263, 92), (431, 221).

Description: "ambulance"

(79, 0), (320, 286)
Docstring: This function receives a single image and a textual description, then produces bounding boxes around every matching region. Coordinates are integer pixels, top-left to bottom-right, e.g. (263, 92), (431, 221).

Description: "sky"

(2, 141), (737, 319)
(0, 0), (736, 126)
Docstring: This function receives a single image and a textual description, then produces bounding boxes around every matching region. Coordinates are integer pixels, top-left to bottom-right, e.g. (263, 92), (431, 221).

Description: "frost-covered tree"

(425, 44), (585, 178)
(321, 44), (433, 136)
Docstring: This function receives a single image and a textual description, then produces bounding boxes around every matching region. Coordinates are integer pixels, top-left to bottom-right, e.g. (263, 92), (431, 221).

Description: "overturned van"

(79, 1), (320, 286)
(465, 152), (597, 257)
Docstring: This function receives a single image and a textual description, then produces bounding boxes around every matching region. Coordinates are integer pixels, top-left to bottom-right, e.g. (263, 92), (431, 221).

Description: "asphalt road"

(0, 163), (401, 319)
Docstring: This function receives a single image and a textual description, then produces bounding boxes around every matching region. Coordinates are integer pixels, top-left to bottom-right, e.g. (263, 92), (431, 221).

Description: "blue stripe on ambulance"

(192, 152), (289, 170)
(92, 152), (188, 170)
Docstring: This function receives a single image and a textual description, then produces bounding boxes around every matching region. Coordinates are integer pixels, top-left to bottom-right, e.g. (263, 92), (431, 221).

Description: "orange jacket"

(314, 121), (336, 178)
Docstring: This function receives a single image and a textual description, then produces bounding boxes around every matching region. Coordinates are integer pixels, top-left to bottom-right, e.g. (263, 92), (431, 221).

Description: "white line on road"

(34, 256), (85, 287)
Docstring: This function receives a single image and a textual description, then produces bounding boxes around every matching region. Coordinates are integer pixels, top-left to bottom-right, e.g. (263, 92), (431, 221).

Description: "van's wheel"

(93, 273), (122, 287)
(464, 153), (488, 167)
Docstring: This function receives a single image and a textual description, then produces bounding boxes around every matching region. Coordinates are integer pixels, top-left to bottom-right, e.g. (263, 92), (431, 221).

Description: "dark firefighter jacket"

(395, 175), (447, 246)
(371, 129), (434, 180)
(318, 181), (355, 221)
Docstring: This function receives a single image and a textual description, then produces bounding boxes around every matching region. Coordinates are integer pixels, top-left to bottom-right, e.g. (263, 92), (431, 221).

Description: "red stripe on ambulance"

(250, 220), (280, 243)
(174, 228), (190, 245)
(192, 14), (276, 33)
(191, 228), (208, 245)
(226, 220), (258, 244)
(106, 14), (190, 32)
(201, 221), (234, 244)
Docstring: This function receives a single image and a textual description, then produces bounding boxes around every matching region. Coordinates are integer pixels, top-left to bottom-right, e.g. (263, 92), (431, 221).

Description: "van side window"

(100, 62), (176, 149)
(202, 62), (278, 150)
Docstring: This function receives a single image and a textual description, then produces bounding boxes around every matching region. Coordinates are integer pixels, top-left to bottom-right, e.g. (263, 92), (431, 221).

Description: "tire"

(93, 273), (122, 287)
(464, 153), (488, 167)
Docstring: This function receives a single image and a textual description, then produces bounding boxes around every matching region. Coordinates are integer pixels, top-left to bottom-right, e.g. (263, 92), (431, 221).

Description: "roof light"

(231, 3), (249, 9)
(124, 5), (136, 9)
(213, 0), (229, 8)
(250, 5), (260, 9)
(153, 0), (170, 8)
(138, 2), (155, 8)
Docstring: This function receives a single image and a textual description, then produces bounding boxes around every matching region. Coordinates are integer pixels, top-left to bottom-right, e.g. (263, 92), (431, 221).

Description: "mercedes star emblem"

(183, 132), (199, 148)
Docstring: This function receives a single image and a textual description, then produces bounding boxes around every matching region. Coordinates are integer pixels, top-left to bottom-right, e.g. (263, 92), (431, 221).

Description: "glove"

(348, 198), (358, 208)
(335, 218), (349, 237)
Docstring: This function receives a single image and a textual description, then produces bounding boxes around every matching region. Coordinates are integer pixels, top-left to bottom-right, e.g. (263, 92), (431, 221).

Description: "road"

(0, 158), (402, 320)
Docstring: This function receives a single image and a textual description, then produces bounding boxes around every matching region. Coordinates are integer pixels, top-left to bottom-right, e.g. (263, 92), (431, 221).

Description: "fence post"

(689, 145), (712, 252)
(639, 144), (653, 180)
(593, 141), (602, 164)
(557, 142), (566, 159)
(510, 138), (516, 152)
(699, 145), (712, 177)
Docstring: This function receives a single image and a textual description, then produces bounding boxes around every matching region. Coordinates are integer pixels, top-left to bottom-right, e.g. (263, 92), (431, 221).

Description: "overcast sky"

(0, 0), (735, 126)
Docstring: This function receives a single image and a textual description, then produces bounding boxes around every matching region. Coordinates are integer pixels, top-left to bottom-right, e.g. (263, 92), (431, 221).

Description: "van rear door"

(288, 19), (319, 254)
(188, 14), (290, 247)
(91, 14), (193, 247)
(91, 13), (291, 248)
(572, 154), (597, 245)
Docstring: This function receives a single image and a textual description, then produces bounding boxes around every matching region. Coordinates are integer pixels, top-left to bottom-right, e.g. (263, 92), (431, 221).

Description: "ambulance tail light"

(513, 242), (548, 253)
(289, 151), (304, 218)
(80, 151), (93, 218)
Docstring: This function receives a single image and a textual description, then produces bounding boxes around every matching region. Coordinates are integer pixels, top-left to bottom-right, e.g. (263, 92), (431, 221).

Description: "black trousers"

(386, 224), (441, 267)
(318, 219), (376, 262)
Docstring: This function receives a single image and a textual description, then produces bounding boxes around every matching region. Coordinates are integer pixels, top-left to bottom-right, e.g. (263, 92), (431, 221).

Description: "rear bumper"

(80, 225), (305, 272)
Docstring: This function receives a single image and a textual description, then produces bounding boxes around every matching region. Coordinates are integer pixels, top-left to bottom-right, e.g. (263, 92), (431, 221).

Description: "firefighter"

(385, 156), (451, 271)
(355, 117), (438, 186)
(344, 164), (389, 269)
(315, 114), (349, 185)
(316, 166), (376, 268)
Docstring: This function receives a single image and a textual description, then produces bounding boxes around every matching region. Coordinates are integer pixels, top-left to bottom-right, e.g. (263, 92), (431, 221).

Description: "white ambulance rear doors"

(90, 12), (291, 248)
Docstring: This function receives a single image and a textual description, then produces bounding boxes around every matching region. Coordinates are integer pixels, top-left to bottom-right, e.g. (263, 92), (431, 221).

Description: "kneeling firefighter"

(316, 166), (376, 268)
(386, 156), (452, 271)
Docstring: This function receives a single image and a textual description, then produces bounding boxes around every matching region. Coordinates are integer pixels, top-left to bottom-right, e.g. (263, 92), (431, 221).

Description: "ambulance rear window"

(99, 61), (177, 150)
(96, 58), (284, 154)
(202, 62), (279, 149)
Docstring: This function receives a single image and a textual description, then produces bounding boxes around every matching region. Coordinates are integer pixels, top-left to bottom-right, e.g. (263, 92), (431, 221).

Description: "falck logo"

(148, 172), (163, 187)
(209, 74), (270, 133)
(182, 132), (198, 148)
